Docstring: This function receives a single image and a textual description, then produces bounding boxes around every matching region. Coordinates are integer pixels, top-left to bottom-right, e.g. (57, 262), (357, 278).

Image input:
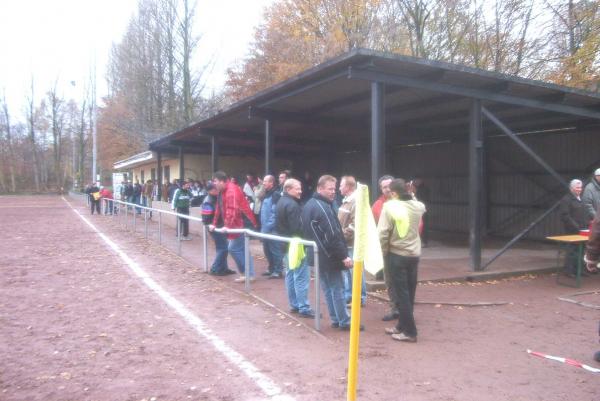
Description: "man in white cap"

(583, 168), (600, 219)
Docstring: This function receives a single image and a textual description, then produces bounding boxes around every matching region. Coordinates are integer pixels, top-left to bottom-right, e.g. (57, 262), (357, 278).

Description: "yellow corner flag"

(347, 183), (383, 401)
(353, 183), (384, 273)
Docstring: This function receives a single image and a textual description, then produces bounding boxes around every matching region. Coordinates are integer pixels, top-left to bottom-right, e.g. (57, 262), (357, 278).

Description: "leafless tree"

(1, 91), (17, 192)
(26, 77), (41, 192)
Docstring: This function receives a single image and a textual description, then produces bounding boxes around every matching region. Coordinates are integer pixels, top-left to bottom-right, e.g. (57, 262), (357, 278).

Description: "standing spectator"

(560, 179), (591, 276)
(277, 170), (291, 197)
(132, 180), (142, 214)
(584, 205), (600, 363)
(253, 177), (265, 230)
(277, 178), (315, 318)
(372, 175), (398, 313)
(167, 179), (179, 203)
(143, 179), (153, 216)
(338, 175), (367, 306)
(301, 171), (315, 203)
(124, 181), (134, 212)
(378, 178), (426, 343)
(260, 175), (283, 278)
(372, 175), (394, 224)
(201, 182), (234, 275)
(89, 182), (101, 215)
(243, 173), (259, 210)
(302, 175), (359, 331)
(99, 186), (114, 215)
(582, 168), (600, 220)
(161, 178), (169, 202)
(172, 181), (192, 240)
(210, 171), (258, 282)
(412, 178), (430, 247)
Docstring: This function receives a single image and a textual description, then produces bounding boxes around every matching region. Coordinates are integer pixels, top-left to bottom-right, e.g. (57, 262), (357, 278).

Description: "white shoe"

(234, 276), (255, 282)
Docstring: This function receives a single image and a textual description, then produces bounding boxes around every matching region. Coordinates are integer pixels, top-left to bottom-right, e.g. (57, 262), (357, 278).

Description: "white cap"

(595, 168), (600, 176)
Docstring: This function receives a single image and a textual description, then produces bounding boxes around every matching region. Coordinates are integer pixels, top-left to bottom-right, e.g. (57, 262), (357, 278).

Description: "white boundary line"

(63, 197), (295, 401)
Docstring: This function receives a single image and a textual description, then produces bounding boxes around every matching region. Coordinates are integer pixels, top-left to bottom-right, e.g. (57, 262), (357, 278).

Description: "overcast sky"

(0, 0), (274, 118)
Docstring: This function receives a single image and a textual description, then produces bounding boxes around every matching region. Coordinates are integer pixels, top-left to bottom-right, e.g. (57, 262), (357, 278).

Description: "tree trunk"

(2, 99), (17, 192)
(182, 0), (193, 123)
(27, 82), (41, 192)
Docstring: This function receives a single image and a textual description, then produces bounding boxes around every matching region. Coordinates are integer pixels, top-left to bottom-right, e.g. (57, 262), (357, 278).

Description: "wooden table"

(546, 235), (589, 288)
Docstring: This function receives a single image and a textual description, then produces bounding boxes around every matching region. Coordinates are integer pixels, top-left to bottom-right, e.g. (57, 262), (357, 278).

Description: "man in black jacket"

(276, 178), (315, 318)
(302, 175), (358, 330)
(560, 179), (591, 276)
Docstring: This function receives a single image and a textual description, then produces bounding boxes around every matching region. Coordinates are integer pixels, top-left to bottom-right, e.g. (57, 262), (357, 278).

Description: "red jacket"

(372, 194), (386, 224)
(100, 188), (113, 199)
(213, 181), (257, 239)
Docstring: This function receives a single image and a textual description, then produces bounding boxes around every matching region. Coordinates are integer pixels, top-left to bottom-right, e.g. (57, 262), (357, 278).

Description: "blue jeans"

(320, 267), (350, 327)
(284, 255), (311, 313)
(132, 194), (141, 214)
(210, 231), (229, 273)
(263, 239), (284, 274)
(343, 248), (367, 304)
(228, 235), (254, 277)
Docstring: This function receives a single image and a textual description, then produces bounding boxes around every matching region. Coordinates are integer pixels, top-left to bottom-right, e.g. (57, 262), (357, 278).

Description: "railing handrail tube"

(101, 197), (323, 330)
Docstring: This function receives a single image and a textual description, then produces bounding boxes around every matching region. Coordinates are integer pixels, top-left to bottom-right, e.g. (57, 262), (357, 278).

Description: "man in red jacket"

(210, 171), (258, 282)
(372, 175), (394, 224)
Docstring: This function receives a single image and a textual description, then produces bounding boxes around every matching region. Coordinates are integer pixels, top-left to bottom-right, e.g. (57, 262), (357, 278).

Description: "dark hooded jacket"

(301, 192), (348, 271)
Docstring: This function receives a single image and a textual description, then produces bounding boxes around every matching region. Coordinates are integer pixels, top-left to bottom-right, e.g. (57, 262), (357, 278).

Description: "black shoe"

(382, 311), (399, 321)
(330, 322), (339, 328)
(262, 271), (273, 276)
(224, 269), (237, 275)
(298, 310), (316, 318)
(289, 308), (299, 314)
(339, 324), (364, 331)
(210, 271), (227, 276)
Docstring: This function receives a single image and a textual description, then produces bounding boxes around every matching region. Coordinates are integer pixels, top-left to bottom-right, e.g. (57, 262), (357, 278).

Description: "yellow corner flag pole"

(347, 184), (384, 401)
(347, 183), (368, 401)
(347, 258), (364, 401)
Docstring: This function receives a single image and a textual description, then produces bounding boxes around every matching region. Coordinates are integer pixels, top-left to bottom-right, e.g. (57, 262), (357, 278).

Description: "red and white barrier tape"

(527, 349), (600, 373)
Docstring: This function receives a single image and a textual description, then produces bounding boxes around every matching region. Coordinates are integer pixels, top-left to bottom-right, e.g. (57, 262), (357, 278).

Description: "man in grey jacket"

(582, 168), (600, 220)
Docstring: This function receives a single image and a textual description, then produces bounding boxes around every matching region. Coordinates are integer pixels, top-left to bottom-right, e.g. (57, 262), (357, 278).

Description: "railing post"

(133, 207), (136, 232)
(158, 212), (162, 245)
(203, 225), (209, 273)
(124, 204), (128, 230)
(244, 231), (251, 293)
(144, 209), (148, 239)
(314, 246), (321, 332)
(177, 217), (182, 256)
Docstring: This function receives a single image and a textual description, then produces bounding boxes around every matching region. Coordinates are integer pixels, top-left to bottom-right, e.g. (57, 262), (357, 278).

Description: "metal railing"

(101, 197), (323, 331)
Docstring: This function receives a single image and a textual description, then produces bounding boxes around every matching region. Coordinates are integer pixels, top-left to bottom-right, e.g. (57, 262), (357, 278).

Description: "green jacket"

(172, 188), (191, 209)
(377, 198), (426, 257)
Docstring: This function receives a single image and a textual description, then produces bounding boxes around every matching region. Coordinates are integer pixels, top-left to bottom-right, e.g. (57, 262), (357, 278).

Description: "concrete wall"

(126, 154), (294, 185)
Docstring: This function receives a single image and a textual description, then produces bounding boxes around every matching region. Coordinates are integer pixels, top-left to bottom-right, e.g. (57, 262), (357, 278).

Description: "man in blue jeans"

(276, 178), (315, 318)
(337, 175), (367, 306)
(210, 171), (257, 282)
(201, 182), (235, 276)
(377, 178), (425, 342)
(260, 175), (284, 278)
(302, 175), (361, 330)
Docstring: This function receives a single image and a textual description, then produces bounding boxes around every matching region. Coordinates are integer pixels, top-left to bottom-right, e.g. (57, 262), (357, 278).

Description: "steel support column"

(265, 119), (273, 175)
(371, 81), (385, 203)
(211, 135), (219, 173)
(178, 146), (184, 181)
(469, 99), (484, 271)
(156, 151), (162, 201)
